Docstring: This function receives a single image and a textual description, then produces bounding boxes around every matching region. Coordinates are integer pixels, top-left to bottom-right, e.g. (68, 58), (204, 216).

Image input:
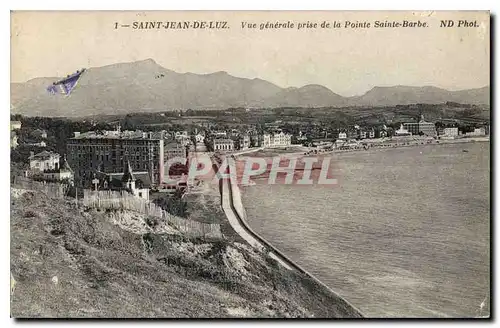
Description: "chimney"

(74, 132), (80, 138)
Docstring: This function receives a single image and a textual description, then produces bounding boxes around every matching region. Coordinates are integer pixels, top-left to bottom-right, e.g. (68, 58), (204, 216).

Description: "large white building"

(42, 157), (74, 184)
(213, 138), (234, 151)
(443, 127), (459, 137)
(394, 124), (411, 136)
(29, 151), (60, 172)
(465, 127), (486, 137)
(10, 121), (21, 131)
(261, 131), (292, 148)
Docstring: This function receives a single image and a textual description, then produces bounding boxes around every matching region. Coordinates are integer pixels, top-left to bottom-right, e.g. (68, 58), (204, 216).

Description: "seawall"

(220, 159), (364, 317)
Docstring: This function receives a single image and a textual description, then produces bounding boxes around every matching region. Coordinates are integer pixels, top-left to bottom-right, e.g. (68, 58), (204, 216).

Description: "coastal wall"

(220, 164), (364, 317)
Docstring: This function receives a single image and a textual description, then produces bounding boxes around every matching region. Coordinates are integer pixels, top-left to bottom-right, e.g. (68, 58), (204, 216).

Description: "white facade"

(29, 151), (60, 172)
(42, 170), (74, 183)
(443, 127), (459, 137)
(262, 131), (292, 148)
(465, 128), (486, 137)
(213, 139), (234, 151)
(10, 121), (21, 131)
(395, 124), (411, 136)
(195, 133), (205, 143)
(240, 134), (250, 150)
(10, 133), (18, 149)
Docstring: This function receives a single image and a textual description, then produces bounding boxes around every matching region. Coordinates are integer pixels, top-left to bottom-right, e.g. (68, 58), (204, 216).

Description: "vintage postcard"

(10, 11), (490, 318)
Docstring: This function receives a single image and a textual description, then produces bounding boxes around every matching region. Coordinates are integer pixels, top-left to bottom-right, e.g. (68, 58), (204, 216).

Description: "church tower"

(122, 160), (136, 191)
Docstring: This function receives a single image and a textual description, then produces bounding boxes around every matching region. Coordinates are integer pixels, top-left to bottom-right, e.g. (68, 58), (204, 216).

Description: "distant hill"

(348, 85), (490, 107)
(10, 59), (490, 117)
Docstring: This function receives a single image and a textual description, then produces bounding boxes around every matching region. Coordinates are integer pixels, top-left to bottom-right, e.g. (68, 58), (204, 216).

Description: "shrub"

(23, 210), (38, 218)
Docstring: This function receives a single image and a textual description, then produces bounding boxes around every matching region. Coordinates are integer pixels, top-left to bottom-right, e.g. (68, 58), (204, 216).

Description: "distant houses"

(29, 151), (60, 172)
(94, 160), (151, 200)
(10, 132), (18, 149)
(10, 121), (21, 131)
(464, 127), (486, 137)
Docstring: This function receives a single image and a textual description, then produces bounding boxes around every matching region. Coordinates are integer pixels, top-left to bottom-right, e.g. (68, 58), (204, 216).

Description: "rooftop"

(71, 130), (163, 140)
(29, 150), (60, 160)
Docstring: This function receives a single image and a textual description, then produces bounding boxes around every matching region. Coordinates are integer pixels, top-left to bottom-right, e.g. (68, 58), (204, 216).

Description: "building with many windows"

(213, 138), (234, 151)
(10, 121), (21, 131)
(260, 130), (292, 148)
(41, 157), (74, 185)
(67, 128), (164, 187)
(29, 151), (60, 172)
(360, 128), (375, 139)
(164, 141), (187, 161)
(234, 134), (251, 150)
(403, 115), (436, 136)
(395, 124), (411, 136)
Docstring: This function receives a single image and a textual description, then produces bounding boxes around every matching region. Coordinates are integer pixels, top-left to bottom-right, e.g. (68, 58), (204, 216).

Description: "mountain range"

(11, 59), (490, 117)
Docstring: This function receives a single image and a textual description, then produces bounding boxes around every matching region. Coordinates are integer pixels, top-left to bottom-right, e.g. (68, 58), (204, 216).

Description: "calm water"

(242, 142), (490, 318)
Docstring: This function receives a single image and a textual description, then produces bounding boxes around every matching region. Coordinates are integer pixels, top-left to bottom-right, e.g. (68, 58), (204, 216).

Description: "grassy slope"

(10, 188), (361, 318)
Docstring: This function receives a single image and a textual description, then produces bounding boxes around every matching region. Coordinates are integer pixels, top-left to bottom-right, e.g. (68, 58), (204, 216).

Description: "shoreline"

(234, 137), (489, 159)
(235, 141), (489, 317)
(217, 156), (364, 317)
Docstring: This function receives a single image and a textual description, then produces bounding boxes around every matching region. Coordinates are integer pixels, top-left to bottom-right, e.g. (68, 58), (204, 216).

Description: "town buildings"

(10, 132), (18, 149)
(360, 128), (375, 139)
(10, 121), (21, 131)
(26, 141), (47, 148)
(164, 141), (187, 162)
(213, 138), (234, 151)
(67, 128), (164, 187)
(10, 121), (21, 148)
(443, 127), (459, 138)
(234, 134), (250, 150)
(41, 157), (74, 185)
(378, 130), (388, 138)
(94, 160), (151, 200)
(29, 150), (60, 172)
(403, 115), (436, 136)
(465, 127), (486, 137)
(31, 129), (48, 139)
(194, 133), (205, 144)
(260, 130), (292, 147)
(394, 124), (412, 136)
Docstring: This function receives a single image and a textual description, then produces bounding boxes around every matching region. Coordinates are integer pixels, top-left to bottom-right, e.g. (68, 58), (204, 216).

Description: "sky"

(11, 11), (490, 97)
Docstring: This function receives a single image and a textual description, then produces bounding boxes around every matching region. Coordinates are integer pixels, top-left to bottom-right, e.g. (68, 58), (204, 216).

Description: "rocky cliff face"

(10, 187), (362, 318)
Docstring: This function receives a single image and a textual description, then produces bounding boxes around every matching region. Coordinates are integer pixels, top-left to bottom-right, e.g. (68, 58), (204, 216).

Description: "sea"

(241, 142), (490, 318)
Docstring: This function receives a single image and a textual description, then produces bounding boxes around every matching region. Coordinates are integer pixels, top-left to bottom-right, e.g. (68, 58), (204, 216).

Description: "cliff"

(10, 186), (362, 318)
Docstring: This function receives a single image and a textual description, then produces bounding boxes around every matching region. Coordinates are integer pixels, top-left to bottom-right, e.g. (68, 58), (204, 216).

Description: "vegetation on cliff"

(10, 187), (361, 318)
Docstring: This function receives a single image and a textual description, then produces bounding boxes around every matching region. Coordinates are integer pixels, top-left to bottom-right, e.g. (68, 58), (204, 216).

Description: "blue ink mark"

(47, 68), (86, 96)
